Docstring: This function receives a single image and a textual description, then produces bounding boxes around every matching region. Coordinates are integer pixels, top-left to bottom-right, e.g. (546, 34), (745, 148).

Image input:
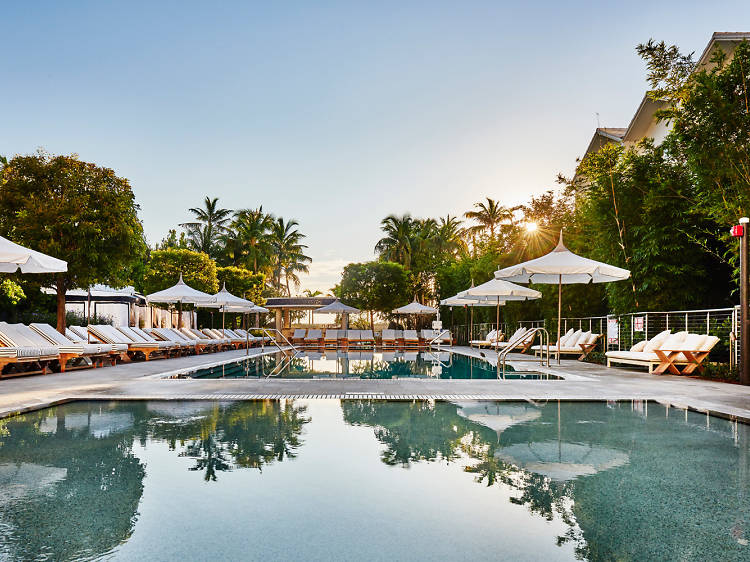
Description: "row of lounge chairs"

(290, 328), (452, 348)
(0, 322), (271, 378)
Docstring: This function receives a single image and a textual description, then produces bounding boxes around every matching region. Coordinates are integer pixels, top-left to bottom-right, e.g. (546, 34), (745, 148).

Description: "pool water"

(0, 400), (747, 561)
(179, 351), (561, 380)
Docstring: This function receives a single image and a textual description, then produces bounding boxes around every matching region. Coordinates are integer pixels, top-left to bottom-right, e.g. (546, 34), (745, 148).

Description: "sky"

(2, 1), (749, 294)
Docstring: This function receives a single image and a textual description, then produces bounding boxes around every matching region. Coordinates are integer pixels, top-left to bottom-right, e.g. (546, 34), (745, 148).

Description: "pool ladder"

(498, 327), (550, 378)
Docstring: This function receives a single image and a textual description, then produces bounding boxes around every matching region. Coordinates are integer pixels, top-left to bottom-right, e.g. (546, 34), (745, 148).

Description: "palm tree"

(434, 215), (467, 258)
(375, 214), (415, 268)
(180, 197), (233, 258)
(269, 217), (311, 296)
(224, 207), (274, 272)
(463, 197), (512, 241)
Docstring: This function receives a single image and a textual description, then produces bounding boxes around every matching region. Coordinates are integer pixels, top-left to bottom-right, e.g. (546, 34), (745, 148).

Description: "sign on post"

(633, 316), (644, 332)
(607, 318), (619, 346)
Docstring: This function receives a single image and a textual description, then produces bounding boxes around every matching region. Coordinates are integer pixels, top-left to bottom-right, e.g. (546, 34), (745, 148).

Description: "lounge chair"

(324, 329), (338, 347)
(204, 328), (244, 348)
(337, 330), (349, 348)
(0, 323), (60, 374)
(68, 326), (128, 356)
(605, 330), (720, 374)
(224, 329), (252, 347)
(532, 329), (603, 361)
(304, 329), (323, 347)
(403, 330), (420, 348)
(420, 329), (435, 346)
(31, 323), (115, 369)
(133, 327), (191, 355)
(470, 329), (503, 348)
(88, 324), (164, 361)
(381, 329), (397, 348)
(181, 328), (229, 350)
(360, 330), (375, 346)
(347, 330), (362, 346)
(118, 326), (178, 354)
(292, 329), (307, 345)
(493, 328), (536, 353)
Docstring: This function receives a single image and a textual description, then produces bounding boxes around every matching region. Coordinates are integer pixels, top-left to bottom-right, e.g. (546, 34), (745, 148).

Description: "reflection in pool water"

(180, 351), (561, 380)
(0, 400), (747, 561)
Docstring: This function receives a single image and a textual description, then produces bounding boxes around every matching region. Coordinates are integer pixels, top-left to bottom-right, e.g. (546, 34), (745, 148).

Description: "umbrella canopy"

(315, 299), (360, 314)
(494, 440), (629, 481)
(460, 278), (542, 300)
(211, 283), (255, 308)
(0, 236), (67, 273)
(494, 232), (631, 284)
(392, 300), (437, 314)
(146, 274), (217, 304)
(459, 279), (541, 351)
(146, 274), (217, 329)
(495, 232), (630, 362)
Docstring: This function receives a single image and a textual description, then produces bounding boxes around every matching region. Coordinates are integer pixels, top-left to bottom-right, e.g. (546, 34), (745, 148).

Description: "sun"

(525, 221), (538, 234)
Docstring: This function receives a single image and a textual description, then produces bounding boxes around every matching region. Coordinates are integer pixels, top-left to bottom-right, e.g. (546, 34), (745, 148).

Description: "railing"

(427, 329), (451, 348)
(498, 327), (550, 378)
(259, 328), (300, 355)
(547, 308), (736, 366)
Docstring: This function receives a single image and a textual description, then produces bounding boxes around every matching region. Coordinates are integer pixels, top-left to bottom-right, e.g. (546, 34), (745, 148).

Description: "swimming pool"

(175, 350), (561, 380)
(0, 400), (747, 560)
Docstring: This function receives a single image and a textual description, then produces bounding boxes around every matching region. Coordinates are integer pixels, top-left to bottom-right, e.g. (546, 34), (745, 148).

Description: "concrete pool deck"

(1, 345), (750, 422)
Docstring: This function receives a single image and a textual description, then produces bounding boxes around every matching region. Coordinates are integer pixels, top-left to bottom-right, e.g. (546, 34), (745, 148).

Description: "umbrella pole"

(495, 297), (499, 354)
(470, 307), (473, 346)
(557, 274), (562, 365)
(222, 307), (225, 337)
(178, 300), (182, 329)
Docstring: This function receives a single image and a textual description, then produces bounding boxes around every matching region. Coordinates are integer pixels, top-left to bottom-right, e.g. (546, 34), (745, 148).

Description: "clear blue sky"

(2, 1), (748, 293)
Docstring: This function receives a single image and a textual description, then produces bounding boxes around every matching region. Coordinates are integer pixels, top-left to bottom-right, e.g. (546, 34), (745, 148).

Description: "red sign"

(731, 225), (744, 237)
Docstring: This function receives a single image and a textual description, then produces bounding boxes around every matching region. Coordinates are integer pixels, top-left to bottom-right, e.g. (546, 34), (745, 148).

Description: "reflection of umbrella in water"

(454, 401), (542, 441)
(146, 401), (220, 418)
(495, 440), (629, 481)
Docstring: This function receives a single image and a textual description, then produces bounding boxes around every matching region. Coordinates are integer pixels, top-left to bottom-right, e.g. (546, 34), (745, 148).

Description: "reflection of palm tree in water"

(174, 400), (311, 478)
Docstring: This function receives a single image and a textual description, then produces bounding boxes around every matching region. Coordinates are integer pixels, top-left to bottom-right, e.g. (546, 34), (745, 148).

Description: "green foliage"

(0, 279), (25, 306)
(180, 196), (232, 259)
(157, 229), (189, 250)
(142, 249), (218, 295)
(216, 266), (265, 305)
(339, 261), (411, 325)
(0, 151), (146, 330)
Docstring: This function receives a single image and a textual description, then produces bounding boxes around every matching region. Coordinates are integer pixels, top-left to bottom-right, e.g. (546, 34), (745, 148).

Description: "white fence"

(451, 307), (737, 365)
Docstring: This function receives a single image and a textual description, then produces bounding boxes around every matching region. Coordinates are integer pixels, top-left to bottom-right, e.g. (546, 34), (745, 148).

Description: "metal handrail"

(260, 328), (300, 355)
(498, 327), (550, 378)
(427, 329), (451, 348)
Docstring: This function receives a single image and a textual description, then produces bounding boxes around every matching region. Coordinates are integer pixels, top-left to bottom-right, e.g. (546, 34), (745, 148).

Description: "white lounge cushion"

(571, 330), (591, 347)
(680, 333), (708, 352)
(558, 328), (575, 346)
(643, 330), (671, 352)
(700, 335), (720, 352)
(605, 350), (659, 361)
(630, 340), (647, 352)
(657, 331), (689, 351)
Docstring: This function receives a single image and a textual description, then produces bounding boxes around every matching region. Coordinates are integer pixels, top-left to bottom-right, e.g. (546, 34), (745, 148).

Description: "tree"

(464, 197), (513, 243)
(338, 261), (410, 330)
(269, 217), (311, 296)
(0, 151), (146, 332)
(375, 214), (414, 268)
(224, 207), (274, 272)
(142, 249), (218, 295)
(179, 196), (232, 259)
(157, 229), (189, 250)
(216, 266), (265, 305)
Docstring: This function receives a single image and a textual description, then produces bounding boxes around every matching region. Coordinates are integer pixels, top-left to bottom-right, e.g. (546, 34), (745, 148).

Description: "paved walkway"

(1, 346), (750, 422)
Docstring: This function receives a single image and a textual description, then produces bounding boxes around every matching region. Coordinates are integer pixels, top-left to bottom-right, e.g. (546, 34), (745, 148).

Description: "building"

(579, 31), (750, 164)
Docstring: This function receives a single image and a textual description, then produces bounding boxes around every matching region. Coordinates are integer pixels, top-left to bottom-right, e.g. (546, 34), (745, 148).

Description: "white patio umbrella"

(209, 283), (255, 335)
(393, 300), (437, 331)
(460, 279), (542, 351)
(495, 231), (630, 362)
(146, 274), (217, 328)
(0, 236), (67, 273)
(316, 299), (360, 330)
(453, 401), (542, 442)
(441, 291), (497, 345)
